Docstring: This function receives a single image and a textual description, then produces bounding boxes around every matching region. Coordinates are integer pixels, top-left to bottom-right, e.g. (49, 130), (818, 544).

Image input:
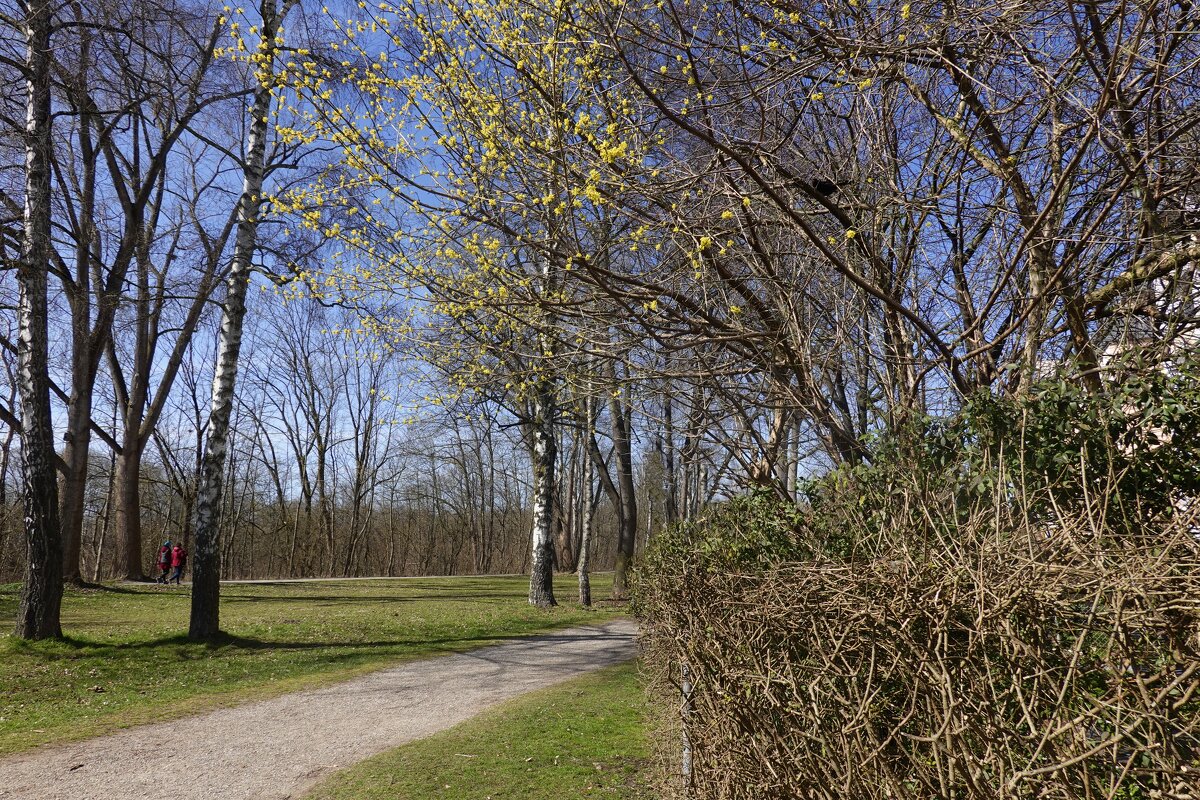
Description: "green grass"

(0, 574), (621, 756)
(303, 661), (649, 800)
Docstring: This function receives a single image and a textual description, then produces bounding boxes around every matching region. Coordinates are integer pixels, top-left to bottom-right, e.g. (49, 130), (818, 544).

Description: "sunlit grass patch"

(303, 661), (649, 800)
(0, 574), (619, 755)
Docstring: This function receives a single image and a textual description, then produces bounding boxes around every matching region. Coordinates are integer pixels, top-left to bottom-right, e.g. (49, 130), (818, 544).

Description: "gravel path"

(0, 618), (637, 800)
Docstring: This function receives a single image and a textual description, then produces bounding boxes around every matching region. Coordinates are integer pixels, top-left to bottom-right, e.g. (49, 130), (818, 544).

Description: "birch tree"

(189, 0), (298, 640)
(11, 0), (62, 639)
(576, 383), (597, 607)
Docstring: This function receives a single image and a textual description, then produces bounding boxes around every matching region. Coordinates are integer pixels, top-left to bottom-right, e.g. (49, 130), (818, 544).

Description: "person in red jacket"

(169, 543), (187, 585)
(156, 541), (172, 584)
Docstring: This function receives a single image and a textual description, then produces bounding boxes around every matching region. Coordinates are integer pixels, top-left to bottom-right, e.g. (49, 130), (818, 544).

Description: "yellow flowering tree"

(275, 0), (1200, 540)
(274, 0), (657, 604)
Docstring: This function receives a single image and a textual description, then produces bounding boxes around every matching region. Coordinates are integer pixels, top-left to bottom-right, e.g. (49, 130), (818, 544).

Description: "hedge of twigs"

(637, 480), (1200, 800)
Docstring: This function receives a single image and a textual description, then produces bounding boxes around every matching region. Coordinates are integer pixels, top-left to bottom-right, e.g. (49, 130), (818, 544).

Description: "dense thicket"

(636, 360), (1200, 799)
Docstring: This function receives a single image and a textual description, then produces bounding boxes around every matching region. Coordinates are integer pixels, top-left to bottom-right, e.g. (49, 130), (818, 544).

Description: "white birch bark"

(528, 380), (558, 607)
(527, 247), (560, 606)
(15, 0), (63, 639)
(188, 0), (294, 639)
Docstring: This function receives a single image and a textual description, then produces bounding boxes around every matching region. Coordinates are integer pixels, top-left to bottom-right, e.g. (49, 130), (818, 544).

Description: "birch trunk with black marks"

(189, 0), (290, 640)
(528, 378), (557, 607)
(15, 0), (63, 640)
(527, 247), (560, 607)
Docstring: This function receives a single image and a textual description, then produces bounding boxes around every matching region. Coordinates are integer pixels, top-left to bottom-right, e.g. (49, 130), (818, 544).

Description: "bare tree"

(10, 0), (62, 639)
(45, 0), (228, 581)
(190, 0), (298, 640)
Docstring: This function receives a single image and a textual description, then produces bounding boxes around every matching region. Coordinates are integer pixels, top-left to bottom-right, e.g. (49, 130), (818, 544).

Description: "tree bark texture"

(189, 0), (288, 640)
(58, 410), (90, 583)
(609, 391), (637, 600)
(15, 0), (63, 640)
(577, 395), (596, 607)
(113, 443), (144, 579)
(528, 383), (557, 608)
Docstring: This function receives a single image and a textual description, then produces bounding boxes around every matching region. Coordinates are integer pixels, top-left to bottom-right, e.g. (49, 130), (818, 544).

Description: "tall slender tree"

(13, 0), (62, 639)
(189, 0), (297, 640)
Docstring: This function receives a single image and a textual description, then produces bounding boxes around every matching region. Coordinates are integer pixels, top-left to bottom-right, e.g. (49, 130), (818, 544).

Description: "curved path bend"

(0, 618), (638, 800)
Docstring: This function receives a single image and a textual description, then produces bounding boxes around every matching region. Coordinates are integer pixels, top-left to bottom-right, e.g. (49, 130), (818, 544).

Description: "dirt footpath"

(0, 619), (637, 800)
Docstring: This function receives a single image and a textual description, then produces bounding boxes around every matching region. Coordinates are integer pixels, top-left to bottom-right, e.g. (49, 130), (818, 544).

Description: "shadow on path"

(0, 619), (639, 800)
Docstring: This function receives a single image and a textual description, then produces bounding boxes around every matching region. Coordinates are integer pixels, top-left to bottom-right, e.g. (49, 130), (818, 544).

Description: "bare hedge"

(637, 479), (1200, 800)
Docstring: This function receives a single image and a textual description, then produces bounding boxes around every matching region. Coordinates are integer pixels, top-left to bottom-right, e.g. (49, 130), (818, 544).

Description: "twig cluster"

(639, 491), (1200, 799)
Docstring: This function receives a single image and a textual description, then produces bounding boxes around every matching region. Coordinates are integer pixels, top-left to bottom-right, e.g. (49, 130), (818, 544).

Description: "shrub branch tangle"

(636, 363), (1200, 800)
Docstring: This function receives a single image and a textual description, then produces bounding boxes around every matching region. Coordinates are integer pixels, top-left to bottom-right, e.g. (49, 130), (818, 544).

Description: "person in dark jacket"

(157, 541), (172, 584)
(169, 543), (187, 585)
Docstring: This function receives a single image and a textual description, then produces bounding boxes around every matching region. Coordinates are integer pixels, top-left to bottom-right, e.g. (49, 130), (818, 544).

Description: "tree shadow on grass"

(42, 630), (537, 655)
(69, 582), (150, 596)
(47, 623), (625, 656)
(218, 591), (518, 604)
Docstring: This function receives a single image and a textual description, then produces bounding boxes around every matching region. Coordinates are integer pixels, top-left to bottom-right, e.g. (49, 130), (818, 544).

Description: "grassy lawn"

(303, 661), (650, 800)
(0, 574), (620, 756)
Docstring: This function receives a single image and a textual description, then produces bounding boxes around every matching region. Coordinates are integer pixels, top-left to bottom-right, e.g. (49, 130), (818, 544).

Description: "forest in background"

(0, 297), (646, 584)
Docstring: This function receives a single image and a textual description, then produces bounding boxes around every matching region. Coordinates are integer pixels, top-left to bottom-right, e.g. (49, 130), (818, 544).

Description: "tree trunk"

(555, 430), (577, 572)
(528, 382), (557, 607)
(610, 390), (637, 600)
(113, 442), (144, 580)
(661, 390), (678, 526)
(577, 395), (595, 607)
(0, 415), (16, 575)
(58, 408), (90, 584)
(115, 326), (150, 582)
(189, 0), (288, 640)
(15, 0), (63, 640)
